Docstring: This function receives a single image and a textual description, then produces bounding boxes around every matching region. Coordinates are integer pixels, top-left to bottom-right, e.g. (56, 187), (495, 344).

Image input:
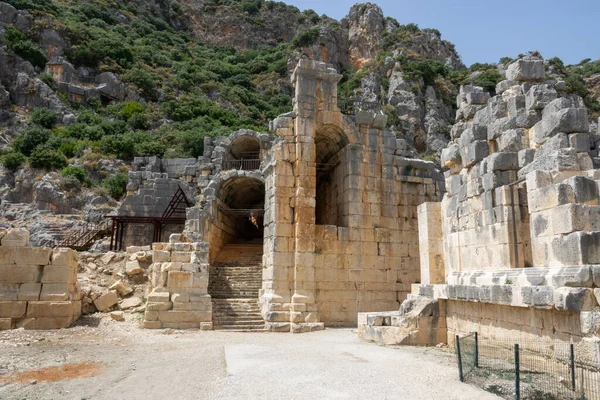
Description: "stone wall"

(0, 228), (82, 330)
(359, 55), (600, 347)
(181, 60), (444, 332)
(257, 60), (444, 331)
(142, 237), (212, 330)
(117, 157), (198, 247)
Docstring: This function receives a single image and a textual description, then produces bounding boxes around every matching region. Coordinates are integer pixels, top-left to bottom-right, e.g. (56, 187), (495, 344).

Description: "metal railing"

(337, 98), (381, 115)
(222, 159), (261, 171)
(56, 218), (111, 251)
(456, 333), (600, 399)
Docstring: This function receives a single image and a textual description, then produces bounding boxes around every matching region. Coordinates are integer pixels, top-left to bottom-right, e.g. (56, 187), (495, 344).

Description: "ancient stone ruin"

(0, 228), (82, 329)
(3, 55), (600, 348)
(358, 55), (600, 349)
(137, 59), (443, 332)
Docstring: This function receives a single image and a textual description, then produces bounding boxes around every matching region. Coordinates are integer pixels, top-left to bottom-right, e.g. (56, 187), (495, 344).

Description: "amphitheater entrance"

(208, 176), (265, 330)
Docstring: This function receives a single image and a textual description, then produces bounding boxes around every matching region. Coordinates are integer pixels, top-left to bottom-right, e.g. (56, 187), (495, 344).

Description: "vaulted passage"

(218, 176), (265, 242)
(315, 125), (349, 226)
(209, 176), (265, 330)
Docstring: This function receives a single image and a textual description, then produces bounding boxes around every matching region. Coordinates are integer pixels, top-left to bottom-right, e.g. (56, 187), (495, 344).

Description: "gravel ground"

(0, 315), (498, 400)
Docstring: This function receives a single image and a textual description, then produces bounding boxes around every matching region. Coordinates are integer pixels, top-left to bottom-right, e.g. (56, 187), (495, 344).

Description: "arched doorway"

(208, 175), (265, 330)
(218, 176), (265, 242)
(315, 125), (349, 226)
(223, 135), (261, 171)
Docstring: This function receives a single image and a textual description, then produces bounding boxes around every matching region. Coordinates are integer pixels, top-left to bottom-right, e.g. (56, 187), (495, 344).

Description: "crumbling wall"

(359, 55), (600, 346)
(142, 237), (212, 330)
(117, 157), (198, 247)
(0, 228), (82, 330)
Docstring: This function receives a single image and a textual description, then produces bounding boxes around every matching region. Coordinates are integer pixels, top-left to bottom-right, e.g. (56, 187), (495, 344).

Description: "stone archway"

(207, 174), (266, 330)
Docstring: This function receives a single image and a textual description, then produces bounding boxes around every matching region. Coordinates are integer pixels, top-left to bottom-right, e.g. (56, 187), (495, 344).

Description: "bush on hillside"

(102, 172), (128, 200)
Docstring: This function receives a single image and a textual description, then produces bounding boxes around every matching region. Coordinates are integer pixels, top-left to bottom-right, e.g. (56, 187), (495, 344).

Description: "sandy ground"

(0, 314), (498, 400)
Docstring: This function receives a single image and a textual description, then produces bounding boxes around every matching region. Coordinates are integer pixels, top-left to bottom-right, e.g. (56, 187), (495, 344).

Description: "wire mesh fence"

(456, 333), (600, 400)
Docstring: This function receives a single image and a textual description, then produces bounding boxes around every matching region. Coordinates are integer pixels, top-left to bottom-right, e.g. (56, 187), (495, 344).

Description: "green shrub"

(102, 172), (128, 200)
(123, 67), (156, 96)
(100, 133), (136, 159)
(39, 73), (57, 90)
(128, 113), (150, 130)
(402, 59), (448, 86)
(11, 40), (47, 68)
(29, 146), (68, 169)
(11, 126), (50, 156)
(119, 101), (146, 119)
(60, 165), (91, 186)
(134, 140), (166, 157)
(472, 69), (503, 93)
(291, 28), (320, 48)
(1, 151), (26, 171)
(30, 108), (56, 128)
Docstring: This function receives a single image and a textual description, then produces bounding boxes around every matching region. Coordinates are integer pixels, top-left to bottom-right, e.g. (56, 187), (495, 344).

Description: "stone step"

(213, 325), (266, 331)
(211, 297), (264, 330)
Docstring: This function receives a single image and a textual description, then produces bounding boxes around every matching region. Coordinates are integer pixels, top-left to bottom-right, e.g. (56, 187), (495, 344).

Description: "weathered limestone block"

(569, 132), (590, 152)
(564, 176), (599, 205)
(18, 283), (41, 301)
(418, 202), (444, 285)
(527, 183), (575, 213)
(109, 280), (133, 296)
(1, 228), (29, 247)
(40, 283), (78, 301)
(0, 248), (16, 264)
(167, 271), (193, 289)
(0, 301), (26, 318)
(41, 265), (77, 284)
(485, 152), (519, 171)
(550, 204), (591, 235)
(26, 301), (76, 318)
(460, 140), (488, 168)
(525, 84), (557, 111)
(0, 265), (41, 283)
(147, 290), (170, 302)
(554, 287), (596, 312)
(441, 143), (460, 167)
(533, 108), (589, 145)
(15, 247), (52, 265)
(506, 58), (545, 82)
(125, 260), (142, 276)
(51, 248), (78, 268)
(94, 290), (119, 311)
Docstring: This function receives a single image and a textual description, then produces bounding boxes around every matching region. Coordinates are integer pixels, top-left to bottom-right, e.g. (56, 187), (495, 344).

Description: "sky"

(282, 0), (600, 67)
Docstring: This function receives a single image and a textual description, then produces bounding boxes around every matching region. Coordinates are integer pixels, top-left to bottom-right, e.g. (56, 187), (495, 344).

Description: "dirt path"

(0, 315), (498, 400)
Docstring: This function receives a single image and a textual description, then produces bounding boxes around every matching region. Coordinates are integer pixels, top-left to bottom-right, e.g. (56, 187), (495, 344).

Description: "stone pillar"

(288, 60), (343, 332)
(261, 157), (295, 331)
(417, 202), (445, 284)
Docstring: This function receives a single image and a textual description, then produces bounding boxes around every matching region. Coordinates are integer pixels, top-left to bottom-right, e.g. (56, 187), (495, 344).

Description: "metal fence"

(337, 98), (381, 115)
(222, 159), (260, 171)
(456, 333), (600, 400)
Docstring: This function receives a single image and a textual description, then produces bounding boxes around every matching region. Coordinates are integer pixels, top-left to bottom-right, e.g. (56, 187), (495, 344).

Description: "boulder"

(120, 297), (142, 310)
(506, 58), (545, 82)
(125, 260), (142, 276)
(94, 290), (119, 312)
(109, 280), (133, 297)
(110, 311), (125, 321)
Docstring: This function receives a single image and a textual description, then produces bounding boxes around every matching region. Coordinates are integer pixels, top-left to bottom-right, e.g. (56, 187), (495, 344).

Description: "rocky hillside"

(0, 0), (599, 241)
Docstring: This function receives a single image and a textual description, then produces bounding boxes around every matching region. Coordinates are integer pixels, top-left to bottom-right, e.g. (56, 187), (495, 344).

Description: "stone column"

(288, 60), (342, 332)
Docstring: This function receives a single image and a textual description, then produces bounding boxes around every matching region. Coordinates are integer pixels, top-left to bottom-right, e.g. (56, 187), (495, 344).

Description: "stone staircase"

(209, 243), (264, 331)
